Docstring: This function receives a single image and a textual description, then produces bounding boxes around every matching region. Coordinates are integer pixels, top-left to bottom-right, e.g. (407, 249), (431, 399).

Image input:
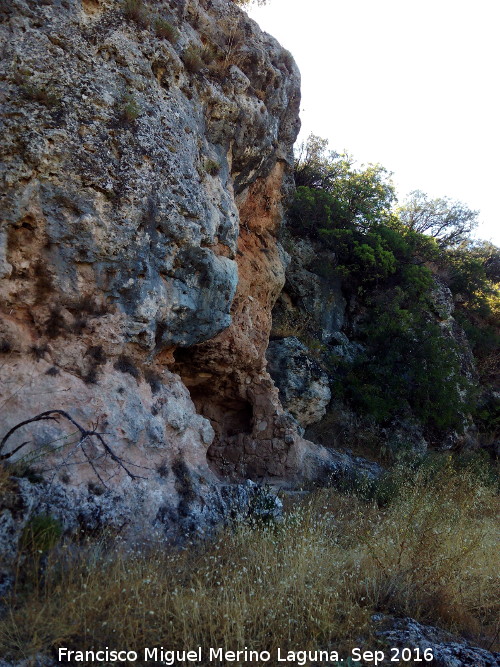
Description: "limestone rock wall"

(0, 0), (335, 538)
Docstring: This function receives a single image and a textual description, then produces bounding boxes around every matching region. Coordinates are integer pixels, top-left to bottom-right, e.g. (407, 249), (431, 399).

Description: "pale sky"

(248, 0), (500, 245)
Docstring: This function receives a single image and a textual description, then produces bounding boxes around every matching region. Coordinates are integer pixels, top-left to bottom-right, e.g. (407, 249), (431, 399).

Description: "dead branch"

(0, 409), (144, 483)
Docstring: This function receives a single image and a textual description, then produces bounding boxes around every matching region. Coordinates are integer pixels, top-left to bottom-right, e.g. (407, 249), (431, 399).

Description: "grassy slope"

(1, 459), (498, 661)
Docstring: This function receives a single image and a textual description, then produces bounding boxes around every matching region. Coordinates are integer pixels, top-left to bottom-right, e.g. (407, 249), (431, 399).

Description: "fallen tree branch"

(0, 410), (144, 483)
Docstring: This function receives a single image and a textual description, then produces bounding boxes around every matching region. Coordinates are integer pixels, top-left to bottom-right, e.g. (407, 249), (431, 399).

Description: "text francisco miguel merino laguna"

(58, 646), (433, 665)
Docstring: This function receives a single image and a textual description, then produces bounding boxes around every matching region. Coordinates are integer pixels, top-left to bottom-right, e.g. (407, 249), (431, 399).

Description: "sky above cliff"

(248, 0), (499, 245)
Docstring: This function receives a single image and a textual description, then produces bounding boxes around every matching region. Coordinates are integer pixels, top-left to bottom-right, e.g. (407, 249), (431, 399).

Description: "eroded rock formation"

(0, 0), (337, 542)
(266, 336), (331, 428)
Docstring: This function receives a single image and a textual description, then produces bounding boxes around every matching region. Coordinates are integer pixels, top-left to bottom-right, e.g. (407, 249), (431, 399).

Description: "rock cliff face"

(0, 0), (337, 541)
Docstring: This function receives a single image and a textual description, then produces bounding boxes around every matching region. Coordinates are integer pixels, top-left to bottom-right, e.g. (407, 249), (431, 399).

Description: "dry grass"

(122, 0), (149, 28)
(1, 462), (498, 661)
(0, 463), (14, 498)
(182, 45), (205, 74)
(154, 18), (179, 43)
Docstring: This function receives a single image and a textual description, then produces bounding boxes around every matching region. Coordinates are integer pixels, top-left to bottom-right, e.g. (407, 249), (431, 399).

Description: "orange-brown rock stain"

(172, 163), (305, 479)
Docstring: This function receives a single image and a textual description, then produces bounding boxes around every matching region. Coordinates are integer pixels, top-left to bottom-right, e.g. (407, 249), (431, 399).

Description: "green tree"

(398, 190), (479, 248)
(291, 134), (395, 233)
(336, 291), (473, 431)
(288, 133), (493, 439)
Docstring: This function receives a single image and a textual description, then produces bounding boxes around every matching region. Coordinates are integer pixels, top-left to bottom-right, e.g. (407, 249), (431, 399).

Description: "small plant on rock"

(122, 0), (149, 28)
(201, 43), (219, 65)
(231, 0), (270, 6)
(204, 158), (221, 176)
(120, 93), (141, 124)
(113, 355), (140, 380)
(154, 17), (179, 43)
(182, 45), (204, 74)
(19, 77), (61, 107)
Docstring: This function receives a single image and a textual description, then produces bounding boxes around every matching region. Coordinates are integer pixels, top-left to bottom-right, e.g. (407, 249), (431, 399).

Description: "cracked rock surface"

(0, 0), (340, 545)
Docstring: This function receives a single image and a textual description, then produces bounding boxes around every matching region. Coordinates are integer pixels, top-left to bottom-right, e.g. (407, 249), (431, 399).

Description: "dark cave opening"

(172, 347), (254, 439)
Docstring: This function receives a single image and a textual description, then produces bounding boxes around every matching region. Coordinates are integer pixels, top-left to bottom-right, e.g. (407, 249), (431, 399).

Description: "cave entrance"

(172, 346), (254, 461)
(187, 385), (254, 438)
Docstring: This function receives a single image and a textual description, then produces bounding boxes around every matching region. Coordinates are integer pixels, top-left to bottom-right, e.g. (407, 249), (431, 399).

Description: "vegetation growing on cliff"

(286, 134), (500, 443)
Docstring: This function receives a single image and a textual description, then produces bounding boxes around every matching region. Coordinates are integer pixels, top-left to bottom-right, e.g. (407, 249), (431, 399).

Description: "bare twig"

(0, 410), (144, 484)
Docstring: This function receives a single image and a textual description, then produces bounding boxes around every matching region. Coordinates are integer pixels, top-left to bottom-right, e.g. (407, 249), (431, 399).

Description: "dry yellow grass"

(1, 461), (498, 662)
(0, 463), (13, 497)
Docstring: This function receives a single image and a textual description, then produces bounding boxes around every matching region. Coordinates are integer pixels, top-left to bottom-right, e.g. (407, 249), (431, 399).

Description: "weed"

(154, 17), (178, 43)
(8, 462), (44, 484)
(122, 0), (149, 28)
(203, 158), (221, 176)
(0, 463), (14, 498)
(182, 45), (204, 74)
(19, 514), (62, 555)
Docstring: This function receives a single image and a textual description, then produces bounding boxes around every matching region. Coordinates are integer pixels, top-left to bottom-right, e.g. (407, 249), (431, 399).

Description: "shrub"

(182, 45), (204, 73)
(154, 17), (178, 43)
(334, 299), (473, 431)
(122, 0), (149, 27)
(120, 93), (141, 123)
(203, 158), (220, 176)
(288, 186), (337, 238)
(292, 135), (395, 232)
(398, 190), (479, 248)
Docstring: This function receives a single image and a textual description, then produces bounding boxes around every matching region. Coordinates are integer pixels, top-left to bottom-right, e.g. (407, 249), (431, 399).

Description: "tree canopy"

(292, 134), (396, 234)
(397, 190), (479, 248)
(286, 133), (499, 436)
